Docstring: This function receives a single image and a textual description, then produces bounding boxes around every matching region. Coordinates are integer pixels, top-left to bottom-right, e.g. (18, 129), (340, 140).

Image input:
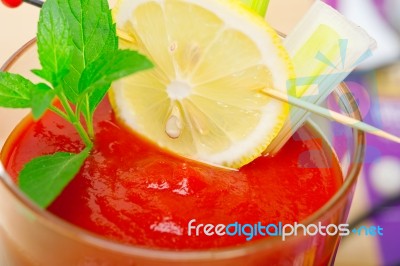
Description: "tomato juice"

(1, 98), (342, 250)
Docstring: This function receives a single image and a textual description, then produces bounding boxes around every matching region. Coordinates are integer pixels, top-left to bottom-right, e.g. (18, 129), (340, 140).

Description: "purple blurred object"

(324, 0), (338, 8)
(373, 0), (386, 17)
(344, 69), (400, 266)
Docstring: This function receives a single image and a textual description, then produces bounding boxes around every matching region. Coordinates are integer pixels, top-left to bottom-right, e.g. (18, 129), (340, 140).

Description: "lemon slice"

(110, 0), (294, 168)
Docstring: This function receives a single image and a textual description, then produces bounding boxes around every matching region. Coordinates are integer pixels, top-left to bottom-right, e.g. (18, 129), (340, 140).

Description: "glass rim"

(0, 38), (366, 261)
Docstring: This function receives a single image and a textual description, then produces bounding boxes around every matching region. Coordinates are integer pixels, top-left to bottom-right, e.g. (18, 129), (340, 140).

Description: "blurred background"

(1, 0), (400, 265)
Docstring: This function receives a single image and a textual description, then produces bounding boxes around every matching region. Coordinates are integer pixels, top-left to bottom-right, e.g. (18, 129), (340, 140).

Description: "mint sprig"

(57, 0), (119, 137)
(0, 0), (152, 207)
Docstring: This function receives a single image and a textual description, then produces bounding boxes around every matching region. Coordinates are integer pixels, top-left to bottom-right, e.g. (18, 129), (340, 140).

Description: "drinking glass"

(0, 39), (365, 265)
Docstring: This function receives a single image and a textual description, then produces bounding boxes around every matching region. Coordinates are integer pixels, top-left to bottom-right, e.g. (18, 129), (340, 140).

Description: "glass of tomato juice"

(0, 39), (364, 265)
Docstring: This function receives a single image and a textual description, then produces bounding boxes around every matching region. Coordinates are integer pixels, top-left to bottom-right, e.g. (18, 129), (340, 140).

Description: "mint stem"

(84, 95), (95, 138)
(75, 96), (95, 139)
(58, 92), (93, 148)
(48, 105), (69, 121)
(240, 0), (270, 17)
(87, 114), (94, 138)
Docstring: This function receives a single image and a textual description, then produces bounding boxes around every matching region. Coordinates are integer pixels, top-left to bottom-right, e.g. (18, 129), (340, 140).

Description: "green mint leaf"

(58, 0), (118, 103)
(19, 149), (90, 208)
(31, 83), (55, 120)
(79, 50), (153, 95)
(34, 0), (72, 86)
(0, 72), (35, 108)
(31, 69), (55, 85)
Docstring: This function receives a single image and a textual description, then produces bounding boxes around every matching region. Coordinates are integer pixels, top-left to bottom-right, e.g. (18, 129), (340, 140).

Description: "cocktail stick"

(263, 89), (400, 144)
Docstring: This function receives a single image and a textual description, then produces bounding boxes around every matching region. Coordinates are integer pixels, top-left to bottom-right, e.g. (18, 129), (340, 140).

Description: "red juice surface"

(1, 99), (342, 250)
